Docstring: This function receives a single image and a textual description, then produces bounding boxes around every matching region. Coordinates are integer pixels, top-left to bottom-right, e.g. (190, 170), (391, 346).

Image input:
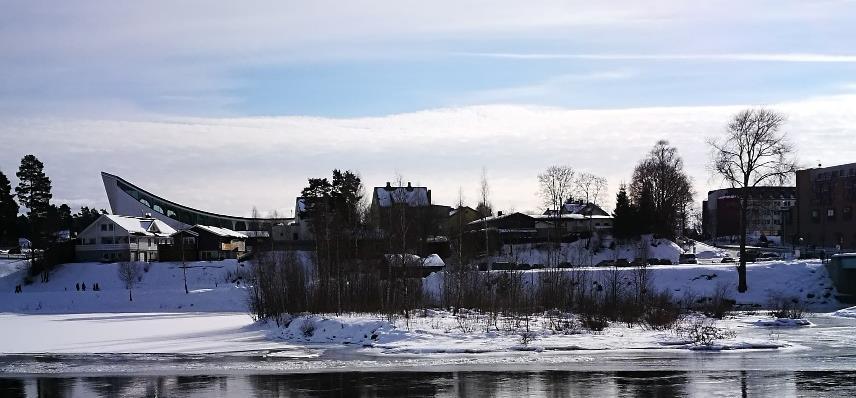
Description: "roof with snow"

(103, 214), (177, 236)
(192, 225), (248, 239)
(373, 184), (430, 207)
(532, 214), (613, 220)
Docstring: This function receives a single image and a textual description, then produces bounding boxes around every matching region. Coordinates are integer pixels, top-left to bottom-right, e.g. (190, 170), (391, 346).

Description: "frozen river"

(1, 312), (856, 396)
(3, 312), (856, 373)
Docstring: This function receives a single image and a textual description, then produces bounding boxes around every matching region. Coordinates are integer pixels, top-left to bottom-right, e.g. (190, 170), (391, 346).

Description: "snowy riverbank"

(258, 311), (797, 355)
(0, 258), (840, 314)
(0, 260), (250, 313)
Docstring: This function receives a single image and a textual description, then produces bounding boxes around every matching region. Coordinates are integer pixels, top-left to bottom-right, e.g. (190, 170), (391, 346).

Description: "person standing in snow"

(81, 282), (86, 291)
(76, 283), (79, 291)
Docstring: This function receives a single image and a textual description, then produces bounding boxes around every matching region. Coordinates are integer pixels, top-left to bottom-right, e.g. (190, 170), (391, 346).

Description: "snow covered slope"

(494, 236), (683, 266)
(0, 258), (839, 314)
(425, 260), (838, 310)
(0, 260), (251, 313)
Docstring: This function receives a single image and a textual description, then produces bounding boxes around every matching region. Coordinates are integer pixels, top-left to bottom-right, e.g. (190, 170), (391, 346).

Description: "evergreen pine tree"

(636, 185), (655, 235)
(15, 154), (52, 246)
(0, 170), (19, 245)
(612, 184), (635, 240)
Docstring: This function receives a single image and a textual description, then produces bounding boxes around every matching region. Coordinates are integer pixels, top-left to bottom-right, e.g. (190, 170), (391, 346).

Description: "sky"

(2, 1), (856, 217)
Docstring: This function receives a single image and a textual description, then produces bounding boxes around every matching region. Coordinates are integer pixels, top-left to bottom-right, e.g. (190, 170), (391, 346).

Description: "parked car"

(721, 257), (736, 263)
(679, 253), (698, 264)
(596, 259), (616, 267)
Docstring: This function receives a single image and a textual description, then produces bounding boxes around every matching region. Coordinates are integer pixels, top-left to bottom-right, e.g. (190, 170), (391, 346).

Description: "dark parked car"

(679, 253), (698, 264)
(721, 257), (736, 263)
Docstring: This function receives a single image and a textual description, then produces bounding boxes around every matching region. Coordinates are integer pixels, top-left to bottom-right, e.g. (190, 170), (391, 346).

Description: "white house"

(75, 214), (176, 262)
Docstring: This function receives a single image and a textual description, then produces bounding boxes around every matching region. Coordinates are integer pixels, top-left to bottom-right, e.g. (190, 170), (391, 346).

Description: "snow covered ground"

(0, 260), (250, 313)
(258, 312), (792, 355)
(425, 259), (838, 311)
(0, 312), (306, 355)
(493, 236), (683, 266)
(0, 257), (845, 359)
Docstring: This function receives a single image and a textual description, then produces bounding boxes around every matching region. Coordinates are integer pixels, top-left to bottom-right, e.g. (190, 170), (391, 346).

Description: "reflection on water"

(3, 370), (856, 397)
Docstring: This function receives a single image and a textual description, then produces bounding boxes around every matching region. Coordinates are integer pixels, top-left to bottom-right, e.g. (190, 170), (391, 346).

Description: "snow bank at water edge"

(258, 312), (790, 355)
(832, 306), (856, 319)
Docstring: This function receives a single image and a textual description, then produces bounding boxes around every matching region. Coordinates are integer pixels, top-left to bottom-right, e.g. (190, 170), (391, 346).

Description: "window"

(828, 208), (836, 221)
(130, 237), (137, 243)
(101, 224), (107, 231)
(153, 204), (164, 214)
(108, 224), (114, 231)
(100, 237), (113, 244)
(811, 209), (819, 223)
(844, 207), (853, 221)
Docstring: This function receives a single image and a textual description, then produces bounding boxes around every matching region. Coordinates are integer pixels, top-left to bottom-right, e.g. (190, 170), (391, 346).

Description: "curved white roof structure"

(101, 172), (290, 232)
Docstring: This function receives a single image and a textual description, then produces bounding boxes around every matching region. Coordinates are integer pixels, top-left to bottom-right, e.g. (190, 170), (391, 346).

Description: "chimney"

(144, 212), (152, 219)
(497, 211), (503, 217)
(385, 182), (392, 190)
(407, 181), (412, 189)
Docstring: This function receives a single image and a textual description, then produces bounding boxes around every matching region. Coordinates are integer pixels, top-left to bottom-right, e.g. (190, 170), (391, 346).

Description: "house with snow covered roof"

(371, 182), (431, 209)
(161, 225), (247, 261)
(75, 214), (176, 262)
(542, 201), (610, 217)
(370, 182), (448, 252)
(370, 181), (432, 226)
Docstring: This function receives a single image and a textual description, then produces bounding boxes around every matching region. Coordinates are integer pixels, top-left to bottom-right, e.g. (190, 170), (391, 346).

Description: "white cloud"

(2, 95), (855, 217)
(461, 52), (856, 63)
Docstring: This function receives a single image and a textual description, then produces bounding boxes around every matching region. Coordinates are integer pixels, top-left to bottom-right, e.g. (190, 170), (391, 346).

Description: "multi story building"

(794, 162), (856, 249)
(702, 187), (796, 239)
(75, 214), (176, 262)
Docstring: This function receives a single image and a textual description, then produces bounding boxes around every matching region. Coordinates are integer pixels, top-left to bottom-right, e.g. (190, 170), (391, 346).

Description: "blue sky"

(2, 0), (856, 118)
(2, 1), (856, 214)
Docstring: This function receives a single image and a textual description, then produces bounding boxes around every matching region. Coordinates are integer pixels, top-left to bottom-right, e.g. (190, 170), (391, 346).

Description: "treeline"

(1, 154), (107, 280)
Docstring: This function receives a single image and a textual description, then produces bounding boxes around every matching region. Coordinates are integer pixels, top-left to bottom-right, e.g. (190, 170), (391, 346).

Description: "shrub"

(767, 295), (806, 319)
(697, 283), (735, 319)
(643, 290), (684, 330)
(677, 317), (736, 346)
(300, 319), (316, 338)
(580, 313), (609, 332)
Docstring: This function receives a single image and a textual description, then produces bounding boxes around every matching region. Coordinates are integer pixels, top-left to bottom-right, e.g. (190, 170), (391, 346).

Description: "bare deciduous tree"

(575, 172), (608, 207)
(118, 261), (143, 302)
(707, 108), (797, 293)
(478, 167), (492, 256)
(538, 165), (576, 214)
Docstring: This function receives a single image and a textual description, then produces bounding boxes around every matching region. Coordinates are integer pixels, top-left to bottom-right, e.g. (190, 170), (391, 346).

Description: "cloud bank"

(2, 95), (855, 217)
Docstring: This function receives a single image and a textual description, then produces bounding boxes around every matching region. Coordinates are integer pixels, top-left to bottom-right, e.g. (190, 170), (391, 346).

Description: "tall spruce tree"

(612, 184), (636, 240)
(16, 155), (52, 247)
(0, 170), (19, 245)
(636, 185), (655, 236)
